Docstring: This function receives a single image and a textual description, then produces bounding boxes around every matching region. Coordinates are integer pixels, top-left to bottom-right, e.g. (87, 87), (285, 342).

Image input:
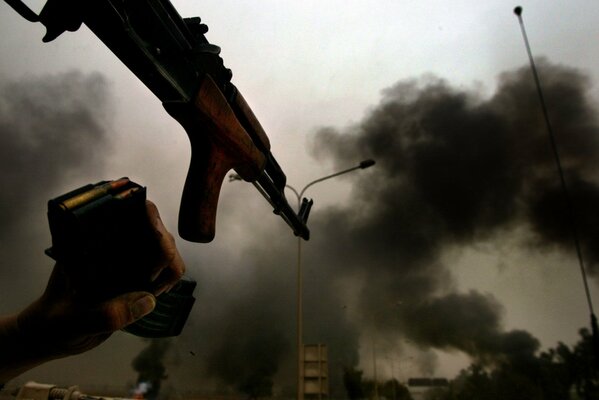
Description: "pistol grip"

(164, 75), (266, 242)
(178, 136), (233, 242)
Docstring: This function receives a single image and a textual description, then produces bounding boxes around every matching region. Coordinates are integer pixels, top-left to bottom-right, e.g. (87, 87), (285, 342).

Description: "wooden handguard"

(231, 89), (271, 151)
(163, 75), (266, 242)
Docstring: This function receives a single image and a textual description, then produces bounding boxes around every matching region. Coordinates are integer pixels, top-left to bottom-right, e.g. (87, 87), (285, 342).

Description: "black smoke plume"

(132, 340), (172, 400)
(307, 58), (598, 362)
(0, 71), (112, 308)
(194, 59), (599, 395)
(0, 71), (111, 225)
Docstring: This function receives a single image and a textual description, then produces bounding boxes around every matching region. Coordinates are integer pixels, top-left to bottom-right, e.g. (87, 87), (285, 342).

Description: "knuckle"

(172, 264), (184, 280)
(99, 302), (130, 332)
(164, 230), (175, 245)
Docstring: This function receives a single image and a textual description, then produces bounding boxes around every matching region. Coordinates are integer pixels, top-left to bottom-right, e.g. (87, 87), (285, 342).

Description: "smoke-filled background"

(1, 0), (599, 397)
(0, 71), (113, 307)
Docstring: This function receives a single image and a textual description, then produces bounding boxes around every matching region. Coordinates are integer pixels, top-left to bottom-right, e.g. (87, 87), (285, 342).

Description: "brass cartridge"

(60, 178), (130, 210)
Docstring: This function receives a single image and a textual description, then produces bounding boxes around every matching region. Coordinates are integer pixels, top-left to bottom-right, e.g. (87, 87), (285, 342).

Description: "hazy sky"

(1, 0), (599, 395)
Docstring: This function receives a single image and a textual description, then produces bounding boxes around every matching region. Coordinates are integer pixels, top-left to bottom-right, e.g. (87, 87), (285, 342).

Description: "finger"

(82, 291), (156, 334)
(145, 200), (185, 288)
(149, 222), (183, 285)
(152, 258), (185, 297)
(146, 200), (172, 279)
(145, 199), (161, 226)
(153, 248), (185, 296)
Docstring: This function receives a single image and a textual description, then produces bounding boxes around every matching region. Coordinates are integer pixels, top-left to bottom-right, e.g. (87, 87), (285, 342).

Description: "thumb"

(85, 292), (156, 334)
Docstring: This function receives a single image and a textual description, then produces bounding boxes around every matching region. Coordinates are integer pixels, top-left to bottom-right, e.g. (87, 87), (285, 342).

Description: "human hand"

(10, 200), (185, 365)
(145, 200), (186, 297)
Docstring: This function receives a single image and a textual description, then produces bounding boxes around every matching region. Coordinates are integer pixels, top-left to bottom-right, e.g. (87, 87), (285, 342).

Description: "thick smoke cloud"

(202, 262), (291, 397)
(3, 60), (596, 396)
(0, 71), (111, 229)
(402, 292), (540, 363)
(132, 339), (172, 400)
(191, 59), (599, 395)
(0, 71), (112, 307)
(306, 59), (598, 362)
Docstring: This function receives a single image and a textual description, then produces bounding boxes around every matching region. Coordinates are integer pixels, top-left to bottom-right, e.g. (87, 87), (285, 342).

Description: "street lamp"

(285, 159), (374, 400)
(285, 159), (376, 209)
(229, 158), (375, 400)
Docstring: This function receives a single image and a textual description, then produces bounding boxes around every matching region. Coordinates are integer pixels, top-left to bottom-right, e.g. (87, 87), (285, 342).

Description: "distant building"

(303, 344), (329, 400)
(406, 378), (449, 400)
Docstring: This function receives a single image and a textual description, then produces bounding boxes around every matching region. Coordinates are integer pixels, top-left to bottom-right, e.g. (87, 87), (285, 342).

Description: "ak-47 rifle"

(4, 0), (311, 243)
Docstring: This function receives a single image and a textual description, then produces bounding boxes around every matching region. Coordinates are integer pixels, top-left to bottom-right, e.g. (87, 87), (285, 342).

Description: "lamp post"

(229, 158), (375, 400)
(286, 159), (375, 400)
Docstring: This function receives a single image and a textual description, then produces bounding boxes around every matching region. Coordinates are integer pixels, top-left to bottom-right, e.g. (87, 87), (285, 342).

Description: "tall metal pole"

(285, 159), (375, 400)
(371, 334), (379, 400)
(297, 223), (304, 400)
(387, 356), (396, 400)
(514, 6), (599, 356)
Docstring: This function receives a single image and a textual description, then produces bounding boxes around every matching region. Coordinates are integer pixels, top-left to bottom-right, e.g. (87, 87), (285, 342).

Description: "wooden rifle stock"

(164, 75), (266, 242)
(165, 74), (310, 242)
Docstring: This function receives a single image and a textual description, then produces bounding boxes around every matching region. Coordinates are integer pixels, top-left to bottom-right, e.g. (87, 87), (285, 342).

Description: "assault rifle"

(4, 0), (311, 242)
